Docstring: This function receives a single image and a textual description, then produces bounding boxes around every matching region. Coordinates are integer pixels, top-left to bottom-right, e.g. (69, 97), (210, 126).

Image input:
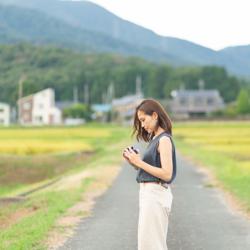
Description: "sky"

(76, 0), (249, 51)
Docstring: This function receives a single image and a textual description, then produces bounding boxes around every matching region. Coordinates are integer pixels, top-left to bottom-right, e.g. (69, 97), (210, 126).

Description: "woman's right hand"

(122, 147), (139, 170)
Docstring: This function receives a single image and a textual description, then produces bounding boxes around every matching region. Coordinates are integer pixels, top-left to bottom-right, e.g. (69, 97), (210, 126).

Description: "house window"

(207, 98), (214, 105)
(179, 97), (187, 105)
(23, 102), (31, 110)
(35, 116), (43, 122)
(194, 97), (202, 105)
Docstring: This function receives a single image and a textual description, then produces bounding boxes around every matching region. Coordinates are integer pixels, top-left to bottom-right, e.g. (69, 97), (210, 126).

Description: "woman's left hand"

(123, 147), (142, 168)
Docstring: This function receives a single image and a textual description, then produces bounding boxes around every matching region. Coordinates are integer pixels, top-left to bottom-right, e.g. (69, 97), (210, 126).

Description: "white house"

(0, 102), (10, 126)
(18, 88), (62, 125)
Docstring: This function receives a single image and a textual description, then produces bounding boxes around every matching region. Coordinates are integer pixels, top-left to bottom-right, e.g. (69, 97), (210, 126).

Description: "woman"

(123, 99), (176, 250)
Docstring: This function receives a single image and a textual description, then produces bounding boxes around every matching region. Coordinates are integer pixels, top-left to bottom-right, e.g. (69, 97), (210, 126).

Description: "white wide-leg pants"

(138, 183), (173, 250)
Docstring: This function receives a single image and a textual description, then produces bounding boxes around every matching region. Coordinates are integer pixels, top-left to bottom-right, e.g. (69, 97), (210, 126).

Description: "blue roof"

(92, 104), (112, 112)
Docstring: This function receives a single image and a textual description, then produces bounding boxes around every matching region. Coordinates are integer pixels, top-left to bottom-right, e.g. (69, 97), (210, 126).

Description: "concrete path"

(59, 155), (139, 250)
(59, 150), (250, 250)
(168, 154), (250, 250)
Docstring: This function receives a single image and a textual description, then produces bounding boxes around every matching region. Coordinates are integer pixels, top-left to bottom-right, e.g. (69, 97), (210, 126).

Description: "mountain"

(0, 4), (189, 65)
(219, 45), (250, 72)
(0, 4), (188, 64)
(0, 0), (249, 77)
(0, 0), (219, 64)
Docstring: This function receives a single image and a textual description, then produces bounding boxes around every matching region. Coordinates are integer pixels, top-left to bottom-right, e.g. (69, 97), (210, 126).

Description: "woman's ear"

(152, 112), (158, 120)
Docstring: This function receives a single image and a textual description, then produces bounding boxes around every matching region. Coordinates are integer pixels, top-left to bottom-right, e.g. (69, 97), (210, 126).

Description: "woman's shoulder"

(158, 135), (172, 147)
(156, 134), (172, 152)
(158, 132), (172, 141)
(158, 132), (175, 148)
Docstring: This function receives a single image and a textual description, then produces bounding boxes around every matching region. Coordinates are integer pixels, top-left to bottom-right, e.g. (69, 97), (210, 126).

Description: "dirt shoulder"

(44, 163), (123, 250)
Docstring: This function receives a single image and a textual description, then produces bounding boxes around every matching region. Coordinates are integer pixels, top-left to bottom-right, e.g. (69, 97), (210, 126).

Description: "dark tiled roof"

(171, 89), (220, 98)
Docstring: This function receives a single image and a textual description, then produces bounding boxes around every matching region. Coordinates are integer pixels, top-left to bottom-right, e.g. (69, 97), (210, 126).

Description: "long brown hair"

(132, 99), (172, 142)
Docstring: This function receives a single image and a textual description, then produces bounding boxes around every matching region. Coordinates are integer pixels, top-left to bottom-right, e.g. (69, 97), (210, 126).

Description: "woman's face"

(137, 110), (157, 133)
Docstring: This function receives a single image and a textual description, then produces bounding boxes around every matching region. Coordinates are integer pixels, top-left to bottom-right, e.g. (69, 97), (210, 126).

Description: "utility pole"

(18, 75), (26, 101)
(107, 81), (115, 103)
(136, 75), (142, 95)
(84, 84), (89, 105)
(18, 75), (26, 124)
(73, 86), (79, 104)
(102, 92), (107, 104)
(198, 79), (205, 90)
(180, 82), (185, 91)
(107, 82), (115, 123)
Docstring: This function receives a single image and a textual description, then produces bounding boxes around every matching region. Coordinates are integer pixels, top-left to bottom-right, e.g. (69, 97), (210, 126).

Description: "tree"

(1, 43), (249, 106)
(236, 89), (250, 114)
(63, 104), (92, 121)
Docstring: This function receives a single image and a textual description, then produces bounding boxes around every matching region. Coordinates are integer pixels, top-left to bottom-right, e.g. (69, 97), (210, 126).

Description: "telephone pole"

(84, 84), (89, 105)
(136, 75), (142, 95)
(18, 75), (26, 124)
(18, 75), (26, 101)
(107, 81), (115, 103)
(73, 86), (79, 104)
(198, 79), (205, 90)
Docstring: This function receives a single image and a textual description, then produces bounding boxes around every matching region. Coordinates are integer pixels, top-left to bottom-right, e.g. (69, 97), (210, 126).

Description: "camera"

(122, 146), (139, 159)
(131, 146), (139, 154)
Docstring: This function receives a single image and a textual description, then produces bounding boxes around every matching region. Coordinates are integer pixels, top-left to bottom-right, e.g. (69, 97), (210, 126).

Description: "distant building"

(0, 102), (10, 126)
(112, 93), (144, 125)
(170, 89), (225, 118)
(18, 88), (62, 125)
(91, 104), (112, 122)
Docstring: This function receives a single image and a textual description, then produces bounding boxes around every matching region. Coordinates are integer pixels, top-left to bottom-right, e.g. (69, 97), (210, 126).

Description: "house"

(170, 89), (225, 118)
(91, 104), (112, 122)
(112, 93), (144, 125)
(0, 102), (10, 126)
(18, 88), (62, 125)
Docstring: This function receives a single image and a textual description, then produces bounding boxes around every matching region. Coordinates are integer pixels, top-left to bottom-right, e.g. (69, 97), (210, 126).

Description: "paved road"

(59, 149), (250, 250)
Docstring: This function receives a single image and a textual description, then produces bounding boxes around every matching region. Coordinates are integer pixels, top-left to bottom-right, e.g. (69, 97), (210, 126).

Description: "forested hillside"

(0, 44), (247, 106)
(0, 1), (250, 76)
(0, 4), (183, 65)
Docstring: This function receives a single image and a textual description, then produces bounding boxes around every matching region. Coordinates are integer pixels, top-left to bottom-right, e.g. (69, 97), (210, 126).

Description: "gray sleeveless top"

(136, 131), (177, 184)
